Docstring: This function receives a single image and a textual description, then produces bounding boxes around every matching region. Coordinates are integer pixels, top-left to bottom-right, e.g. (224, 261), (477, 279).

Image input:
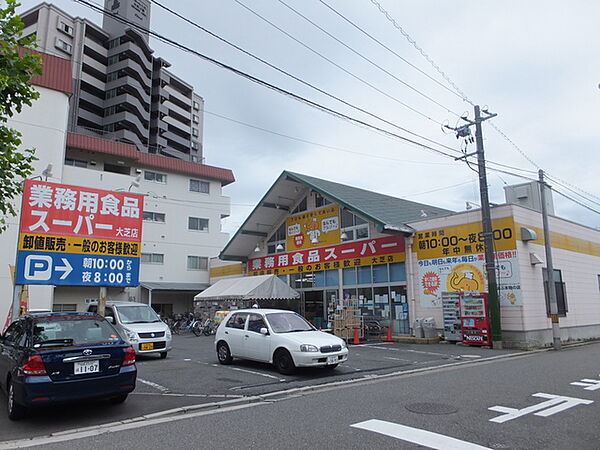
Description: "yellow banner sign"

(414, 217), (516, 260)
(286, 205), (340, 251)
(250, 251), (405, 276)
(18, 234), (140, 257)
(210, 263), (244, 278)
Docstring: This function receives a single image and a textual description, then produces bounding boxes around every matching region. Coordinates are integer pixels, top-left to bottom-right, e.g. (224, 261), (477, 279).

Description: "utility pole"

(539, 169), (561, 350)
(447, 105), (501, 349)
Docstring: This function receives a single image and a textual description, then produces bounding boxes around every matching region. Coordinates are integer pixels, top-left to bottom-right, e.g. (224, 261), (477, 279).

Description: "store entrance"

(304, 290), (325, 328)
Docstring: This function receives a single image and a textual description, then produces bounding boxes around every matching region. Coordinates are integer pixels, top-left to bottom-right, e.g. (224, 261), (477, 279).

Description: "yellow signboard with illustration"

(286, 205), (340, 251)
(416, 217), (521, 308)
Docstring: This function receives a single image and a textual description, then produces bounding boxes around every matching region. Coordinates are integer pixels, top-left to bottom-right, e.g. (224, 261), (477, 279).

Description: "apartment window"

(191, 141), (199, 150)
(190, 179), (209, 194)
(108, 37), (121, 49)
(543, 268), (568, 316)
(192, 128), (199, 137)
(55, 38), (72, 54)
(191, 155), (198, 163)
(105, 88), (118, 99)
(104, 105), (117, 117)
(187, 256), (208, 271)
(58, 20), (73, 36)
(193, 101), (200, 110)
(106, 71), (119, 82)
(188, 217), (208, 232)
(52, 304), (77, 312)
(144, 170), (167, 184)
(64, 158), (87, 168)
(107, 54), (119, 65)
(143, 211), (165, 223)
(141, 253), (164, 265)
(192, 114), (199, 124)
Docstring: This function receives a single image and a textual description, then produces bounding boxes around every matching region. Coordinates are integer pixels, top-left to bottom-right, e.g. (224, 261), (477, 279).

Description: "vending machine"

(459, 292), (491, 346)
(441, 292), (462, 342)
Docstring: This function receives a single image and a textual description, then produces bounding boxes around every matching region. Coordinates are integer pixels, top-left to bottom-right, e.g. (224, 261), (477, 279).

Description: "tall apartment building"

(20, 0), (204, 163)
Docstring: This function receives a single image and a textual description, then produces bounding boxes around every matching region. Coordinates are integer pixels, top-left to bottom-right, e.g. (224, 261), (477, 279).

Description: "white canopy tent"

(194, 275), (300, 303)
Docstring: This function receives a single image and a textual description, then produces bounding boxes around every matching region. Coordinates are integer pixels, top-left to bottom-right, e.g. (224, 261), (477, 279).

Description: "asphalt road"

(7, 341), (600, 450)
(0, 333), (518, 443)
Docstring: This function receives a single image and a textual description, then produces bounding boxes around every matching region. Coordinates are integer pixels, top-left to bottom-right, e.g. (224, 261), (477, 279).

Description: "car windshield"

(116, 306), (161, 324)
(33, 317), (121, 347)
(266, 313), (315, 333)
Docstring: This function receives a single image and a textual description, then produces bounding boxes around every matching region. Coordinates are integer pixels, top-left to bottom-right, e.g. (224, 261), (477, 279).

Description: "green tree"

(0, 0), (42, 232)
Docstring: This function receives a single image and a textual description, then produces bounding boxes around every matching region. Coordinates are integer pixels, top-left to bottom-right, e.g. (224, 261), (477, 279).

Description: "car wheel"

(323, 364), (338, 370)
(7, 380), (26, 421)
(109, 394), (128, 405)
(217, 342), (233, 365)
(274, 349), (296, 375)
(160, 352), (168, 359)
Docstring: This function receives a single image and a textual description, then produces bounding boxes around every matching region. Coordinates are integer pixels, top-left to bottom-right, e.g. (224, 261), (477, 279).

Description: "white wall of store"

(0, 86), (70, 327)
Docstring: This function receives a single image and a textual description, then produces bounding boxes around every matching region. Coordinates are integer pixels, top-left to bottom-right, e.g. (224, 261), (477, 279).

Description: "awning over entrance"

(141, 282), (210, 291)
(194, 275), (299, 302)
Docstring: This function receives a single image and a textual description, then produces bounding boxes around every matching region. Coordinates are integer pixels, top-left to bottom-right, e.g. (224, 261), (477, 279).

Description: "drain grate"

(405, 402), (458, 415)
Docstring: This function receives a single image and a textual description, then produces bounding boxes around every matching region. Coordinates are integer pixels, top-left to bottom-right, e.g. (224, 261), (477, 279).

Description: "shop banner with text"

(15, 180), (143, 286)
(249, 235), (405, 276)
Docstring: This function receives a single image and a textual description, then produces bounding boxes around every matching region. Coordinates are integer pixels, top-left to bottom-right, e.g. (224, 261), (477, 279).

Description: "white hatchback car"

(215, 309), (348, 374)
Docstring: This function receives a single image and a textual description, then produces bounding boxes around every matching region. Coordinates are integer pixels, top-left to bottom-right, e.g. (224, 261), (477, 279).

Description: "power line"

(317, 0), (467, 103)
(369, 0), (473, 104)
(75, 0), (463, 162)
(552, 187), (600, 215)
(231, 0), (445, 126)
(149, 0), (460, 154)
(545, 173), (600, 204)
(277, 0), (462, 117)
(544, 175), (600, 209)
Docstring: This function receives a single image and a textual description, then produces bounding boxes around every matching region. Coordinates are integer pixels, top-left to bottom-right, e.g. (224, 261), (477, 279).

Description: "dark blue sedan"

(0, 312), (137, 420)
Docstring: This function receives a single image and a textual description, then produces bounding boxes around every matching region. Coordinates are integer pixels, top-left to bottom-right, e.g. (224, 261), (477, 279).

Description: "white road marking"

(489, 393), (593, 423)
(571, 378), (600, 390)
(351, 419), (491, 449)
(459, 355), (482, 359)
(362, 345), (456, 359)
(137, 378), (170, 393)
(0, 402), (269, 449)
(183, 358), (192, 361)
(131, 392), (243, 398)
(208, 363), (285, 381)
(383, 356), (413, 362)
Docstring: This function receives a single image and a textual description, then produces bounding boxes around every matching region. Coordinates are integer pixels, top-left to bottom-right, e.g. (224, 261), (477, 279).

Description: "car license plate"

(326, 355), (338, 365)
(74, 360), (99, 375)
(140, 343), (154, 351)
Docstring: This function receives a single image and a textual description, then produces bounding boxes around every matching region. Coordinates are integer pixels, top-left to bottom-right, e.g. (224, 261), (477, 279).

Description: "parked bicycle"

(201, 319), (218, 336)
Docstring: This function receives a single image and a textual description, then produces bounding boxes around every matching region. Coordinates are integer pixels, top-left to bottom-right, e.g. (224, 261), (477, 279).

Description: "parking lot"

(0, 333), (518, 442)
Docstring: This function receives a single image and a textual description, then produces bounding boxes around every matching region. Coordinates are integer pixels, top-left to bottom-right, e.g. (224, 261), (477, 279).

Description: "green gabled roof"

(219, 170), (454, 261)
(285, 171), (453, 233)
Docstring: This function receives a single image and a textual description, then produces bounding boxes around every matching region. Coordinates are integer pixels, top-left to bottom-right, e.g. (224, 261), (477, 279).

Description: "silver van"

(88, 301), (172, 358)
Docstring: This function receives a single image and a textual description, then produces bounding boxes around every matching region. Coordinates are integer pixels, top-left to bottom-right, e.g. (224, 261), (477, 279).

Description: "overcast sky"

(18, 0), (600, 234)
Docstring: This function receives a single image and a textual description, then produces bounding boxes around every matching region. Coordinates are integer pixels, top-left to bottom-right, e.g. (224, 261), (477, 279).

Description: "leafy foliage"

(0, 0), (42, 232)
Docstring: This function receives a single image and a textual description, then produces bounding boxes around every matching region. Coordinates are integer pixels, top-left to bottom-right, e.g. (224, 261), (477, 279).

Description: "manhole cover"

(405, 402), (458, 415)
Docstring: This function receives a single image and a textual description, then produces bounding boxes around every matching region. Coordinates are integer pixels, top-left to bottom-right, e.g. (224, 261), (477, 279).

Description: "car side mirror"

(105, 316), (115, 324)
(260, 327), (269, 336)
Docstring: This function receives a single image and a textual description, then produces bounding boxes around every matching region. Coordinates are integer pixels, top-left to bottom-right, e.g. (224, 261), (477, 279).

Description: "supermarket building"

(216, 171), (600, 349)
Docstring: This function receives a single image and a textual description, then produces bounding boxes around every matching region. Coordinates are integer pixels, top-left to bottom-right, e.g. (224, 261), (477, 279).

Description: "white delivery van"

(88, 301), (172, 358)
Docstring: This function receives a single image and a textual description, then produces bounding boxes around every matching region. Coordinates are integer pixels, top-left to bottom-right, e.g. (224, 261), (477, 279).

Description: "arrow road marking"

(489, 393), (593, 423)
(571, 378), (600, 391)
(351, 419), (491, 449)
(56, 258), (73, 280)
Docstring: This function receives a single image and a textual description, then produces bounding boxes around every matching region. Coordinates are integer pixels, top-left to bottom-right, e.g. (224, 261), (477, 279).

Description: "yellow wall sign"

(18, 234), (141, 257)
(414, 217), (517, 260)
(286, 205), (340, 251)
(210, 263), (244, 278)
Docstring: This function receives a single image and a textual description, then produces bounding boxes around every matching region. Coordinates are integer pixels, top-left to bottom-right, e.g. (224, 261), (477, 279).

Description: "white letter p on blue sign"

(24, 255), (53, 281)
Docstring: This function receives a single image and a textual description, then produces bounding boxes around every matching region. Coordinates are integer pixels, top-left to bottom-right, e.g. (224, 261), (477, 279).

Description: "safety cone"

(353, 327), (360, 345)
(385, 325), (393, 342)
